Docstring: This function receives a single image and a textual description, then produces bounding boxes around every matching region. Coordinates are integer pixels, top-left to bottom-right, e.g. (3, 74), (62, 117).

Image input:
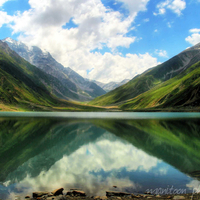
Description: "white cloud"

(155, 49), (168, 58)
(54, 50), (159, 83)
(189, 28), (200, 33)
(155, 0), (186, 16)
(0, 11), (13, 28)
(185, 28), (200, 45)
(7, 0), (158, 83)
(144, 18), (150, 22)
(0, 0), (9, 7)
(116, 0), (150, 16)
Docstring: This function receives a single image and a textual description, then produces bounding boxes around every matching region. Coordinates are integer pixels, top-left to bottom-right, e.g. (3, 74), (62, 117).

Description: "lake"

(0, 112), (200, 199)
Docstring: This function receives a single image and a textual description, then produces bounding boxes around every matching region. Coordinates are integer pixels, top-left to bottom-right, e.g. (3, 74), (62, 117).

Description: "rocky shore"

(19, 188), (200, 200)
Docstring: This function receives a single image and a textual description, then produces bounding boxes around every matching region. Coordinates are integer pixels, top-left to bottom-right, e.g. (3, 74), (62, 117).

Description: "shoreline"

(20, 188), (200, 200)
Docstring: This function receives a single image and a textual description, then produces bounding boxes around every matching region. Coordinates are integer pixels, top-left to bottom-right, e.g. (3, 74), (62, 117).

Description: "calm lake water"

(0, 112), (200, 199)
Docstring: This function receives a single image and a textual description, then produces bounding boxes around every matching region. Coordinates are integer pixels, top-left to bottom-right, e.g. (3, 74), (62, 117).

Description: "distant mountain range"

(90, 42), (200, 110)
(3, 38), (106, 101)
(92, 79), (130, 92)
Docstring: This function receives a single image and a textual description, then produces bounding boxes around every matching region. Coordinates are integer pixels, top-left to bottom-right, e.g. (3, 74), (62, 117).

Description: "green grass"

(121, 61), (200, 110)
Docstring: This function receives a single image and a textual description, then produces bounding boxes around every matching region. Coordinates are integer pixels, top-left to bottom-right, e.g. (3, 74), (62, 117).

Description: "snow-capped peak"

(3, 37), (16, 44)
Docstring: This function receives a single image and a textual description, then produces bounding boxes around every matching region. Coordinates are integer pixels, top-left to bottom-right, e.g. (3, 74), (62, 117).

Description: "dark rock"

(71, 190), (86, 196)
(32, 192), (49, 198)
(66, 191), (72, 196)
(25, 196), (31, 199)
(113, 186), (117, 188)
(70, 188), (82, 191)
(106, 191), (130, 197)
(52, 188), (64, 196)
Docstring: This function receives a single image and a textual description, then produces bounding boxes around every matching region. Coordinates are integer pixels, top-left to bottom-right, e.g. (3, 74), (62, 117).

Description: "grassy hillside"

(121, 61), (200, 110)
(89, 45), (200, 106)
(0, 41), (106, 111)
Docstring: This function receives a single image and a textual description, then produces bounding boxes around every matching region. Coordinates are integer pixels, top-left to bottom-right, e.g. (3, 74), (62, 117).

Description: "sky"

(0, 0), (200, 83)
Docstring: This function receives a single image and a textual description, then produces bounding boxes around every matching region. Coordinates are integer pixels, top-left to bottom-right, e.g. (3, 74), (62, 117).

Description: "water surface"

(0, 112), (200, 199)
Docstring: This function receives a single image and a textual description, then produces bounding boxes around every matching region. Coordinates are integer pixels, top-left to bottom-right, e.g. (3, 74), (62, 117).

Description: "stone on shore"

(32, 192), (49, 198)
(173, 196), (185, 200)
(52, 188), (64, 196)
(72, 190), (86, 196)
(106, 191), (130, 197)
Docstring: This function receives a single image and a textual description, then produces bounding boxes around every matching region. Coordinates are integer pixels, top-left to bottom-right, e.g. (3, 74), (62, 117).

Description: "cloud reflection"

(7, 132), (160, 197)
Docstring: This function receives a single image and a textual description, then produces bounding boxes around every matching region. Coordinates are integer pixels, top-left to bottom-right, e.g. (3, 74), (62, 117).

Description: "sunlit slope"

(0, 41), (106, 111)
(0, 45), (59, 109)
(0, 41), (79, 101)
(121, 61), (200, 110)
(90, 43), (200, 106)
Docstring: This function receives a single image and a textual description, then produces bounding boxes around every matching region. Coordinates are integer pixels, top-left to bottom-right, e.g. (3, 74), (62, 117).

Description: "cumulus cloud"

(116, 0), (150, 16)
(0, 11), (13, 28)
(4, 0), (158, 83)
(0, 0), (9, 7)
(155, 49), (168, 58)
(185, 28), (200, 45)
(155, 0), (186, 16)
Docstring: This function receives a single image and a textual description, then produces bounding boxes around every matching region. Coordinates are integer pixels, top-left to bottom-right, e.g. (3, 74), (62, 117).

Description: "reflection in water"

(0, 115), (200, 199)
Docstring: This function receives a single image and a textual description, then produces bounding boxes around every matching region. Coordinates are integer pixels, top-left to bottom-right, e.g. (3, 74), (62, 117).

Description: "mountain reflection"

(0, 116), (200, 199)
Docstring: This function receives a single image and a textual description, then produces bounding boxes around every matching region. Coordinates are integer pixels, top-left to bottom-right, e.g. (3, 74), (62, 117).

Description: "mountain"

(3, 38), (106, 101)
(93, 79), (130, 92)
(121, 61), (200, 110)
(90, 43), (200, 106)
(0, 41), (105, 111)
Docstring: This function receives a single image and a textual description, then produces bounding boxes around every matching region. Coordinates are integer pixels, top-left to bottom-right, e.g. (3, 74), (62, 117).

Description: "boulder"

(66, 191), (72, 196)
(106, 191), (130, 197)
(32, 192), (49, 198)
(72, 190), (86, 196)
(52, 188), (64, 196)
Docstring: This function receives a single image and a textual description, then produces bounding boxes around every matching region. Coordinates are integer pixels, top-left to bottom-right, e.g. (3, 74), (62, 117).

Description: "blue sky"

(0, 0), (200, 83)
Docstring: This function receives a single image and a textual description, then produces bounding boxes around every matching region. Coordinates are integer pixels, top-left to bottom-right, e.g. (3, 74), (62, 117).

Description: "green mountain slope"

(121, 61), (200, 110)
(0, 41), (79, 101)
(90, 43), (200, 106)
(4, 38), (106, 101)
(0, 41), (105, 111)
